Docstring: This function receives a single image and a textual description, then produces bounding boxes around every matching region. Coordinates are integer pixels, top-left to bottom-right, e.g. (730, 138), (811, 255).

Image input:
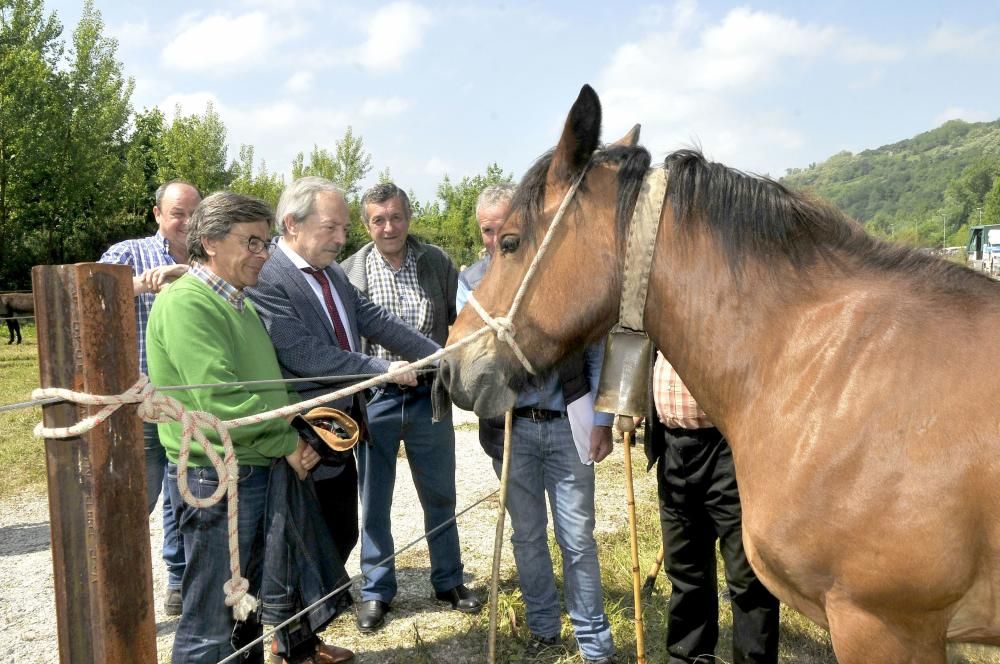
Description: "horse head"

(441, 85), (650, 417)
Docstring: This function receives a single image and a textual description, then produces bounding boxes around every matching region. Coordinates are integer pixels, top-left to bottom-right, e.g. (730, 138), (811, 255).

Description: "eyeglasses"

(228, 232), (270, 255)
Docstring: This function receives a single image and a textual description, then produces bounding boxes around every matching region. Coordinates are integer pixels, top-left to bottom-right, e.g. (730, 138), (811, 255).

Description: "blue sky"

(44, 0), (1000, 203)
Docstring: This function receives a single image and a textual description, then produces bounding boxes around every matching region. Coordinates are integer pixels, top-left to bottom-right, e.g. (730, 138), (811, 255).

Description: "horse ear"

(612, 124), (641, 147)
(549, 84), (602, 183)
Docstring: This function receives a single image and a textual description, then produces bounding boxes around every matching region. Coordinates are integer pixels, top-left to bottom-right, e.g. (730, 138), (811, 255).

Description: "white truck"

(966, 225), (1000, 276)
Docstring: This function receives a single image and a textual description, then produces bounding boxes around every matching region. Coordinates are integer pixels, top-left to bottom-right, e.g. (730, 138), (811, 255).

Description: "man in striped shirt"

(98, 180), (201, 616)
(646, 351), (779, 664)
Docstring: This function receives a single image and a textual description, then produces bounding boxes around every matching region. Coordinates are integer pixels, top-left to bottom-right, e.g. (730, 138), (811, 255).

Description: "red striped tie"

(303, 267), (352, 351)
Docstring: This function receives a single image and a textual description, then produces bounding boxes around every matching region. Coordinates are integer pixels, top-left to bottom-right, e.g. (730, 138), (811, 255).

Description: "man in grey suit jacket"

(247, 177), (439, 566)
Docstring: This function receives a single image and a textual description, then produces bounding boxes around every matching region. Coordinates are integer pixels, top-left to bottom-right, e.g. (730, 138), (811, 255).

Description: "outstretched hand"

(134, 264), (189, 295)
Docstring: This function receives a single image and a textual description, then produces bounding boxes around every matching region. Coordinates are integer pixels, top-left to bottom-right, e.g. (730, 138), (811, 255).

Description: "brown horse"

(441, 85), (1000, 662)
(0, 292), (33, 344)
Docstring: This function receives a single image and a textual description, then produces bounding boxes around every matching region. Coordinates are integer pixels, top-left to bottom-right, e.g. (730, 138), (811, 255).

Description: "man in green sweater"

(147, 192), (353, 664)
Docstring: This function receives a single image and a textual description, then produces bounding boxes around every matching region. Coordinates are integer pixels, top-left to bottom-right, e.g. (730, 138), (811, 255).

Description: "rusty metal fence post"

(33, 263), (156, 663)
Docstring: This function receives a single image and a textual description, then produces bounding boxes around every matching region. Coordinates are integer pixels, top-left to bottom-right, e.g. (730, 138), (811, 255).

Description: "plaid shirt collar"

(365, 243), (432, 361)
(188, 262), (246, 312)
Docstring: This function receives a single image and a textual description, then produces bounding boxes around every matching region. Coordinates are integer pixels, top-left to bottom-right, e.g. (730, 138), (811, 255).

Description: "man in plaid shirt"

(98, 180), (200, 616)
(645, 351), (780, 663)
(342, 182), (478, 633)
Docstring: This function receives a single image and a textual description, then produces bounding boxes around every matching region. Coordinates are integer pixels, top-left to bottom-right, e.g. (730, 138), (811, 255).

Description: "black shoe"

(525, 634), (561, 658)
(164, 588), (182, 616)
(356, 600), (390, 633)
(433, 584), (482, 614)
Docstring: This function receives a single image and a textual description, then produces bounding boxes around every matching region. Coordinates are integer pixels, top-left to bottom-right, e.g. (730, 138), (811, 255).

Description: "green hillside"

(780, 118), (1000, 247)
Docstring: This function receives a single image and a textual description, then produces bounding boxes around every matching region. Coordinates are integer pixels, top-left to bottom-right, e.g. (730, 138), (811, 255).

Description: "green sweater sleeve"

(147, 279), (298, 466)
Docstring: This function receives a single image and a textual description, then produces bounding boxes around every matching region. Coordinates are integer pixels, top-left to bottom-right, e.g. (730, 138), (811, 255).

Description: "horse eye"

(500, 236), (520, 254)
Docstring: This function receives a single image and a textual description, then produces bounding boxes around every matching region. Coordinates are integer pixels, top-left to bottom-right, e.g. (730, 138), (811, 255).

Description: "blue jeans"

(494, 416), (615, 661)
(145, 422), (185, 589)
(166, 463), (270, 664)
(357, 384), (464, 602)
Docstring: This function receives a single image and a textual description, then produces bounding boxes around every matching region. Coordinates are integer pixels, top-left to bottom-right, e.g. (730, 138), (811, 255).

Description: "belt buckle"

(530, 407), (544, 422)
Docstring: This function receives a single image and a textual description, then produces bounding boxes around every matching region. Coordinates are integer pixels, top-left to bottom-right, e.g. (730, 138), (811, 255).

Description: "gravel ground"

(0, 408), (649, 663)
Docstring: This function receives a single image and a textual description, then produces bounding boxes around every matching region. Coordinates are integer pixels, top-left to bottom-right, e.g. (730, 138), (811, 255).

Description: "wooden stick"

(622, 428), (646, 663)
(642, 545), (666, 597)
(488, 410), (514, 664)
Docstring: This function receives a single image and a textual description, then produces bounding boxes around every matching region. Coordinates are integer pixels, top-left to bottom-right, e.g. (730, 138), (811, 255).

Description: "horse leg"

(4, 319), (12, 345)
(826, 599), (948, 664)
(13, 319), (21, 344)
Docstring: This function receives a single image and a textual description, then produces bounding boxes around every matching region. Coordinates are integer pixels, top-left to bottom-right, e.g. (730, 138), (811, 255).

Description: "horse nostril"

(437, 360), (451, 387)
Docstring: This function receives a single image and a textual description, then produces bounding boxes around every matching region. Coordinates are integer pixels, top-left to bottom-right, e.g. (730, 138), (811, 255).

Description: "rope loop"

(466, 294), (536, 375)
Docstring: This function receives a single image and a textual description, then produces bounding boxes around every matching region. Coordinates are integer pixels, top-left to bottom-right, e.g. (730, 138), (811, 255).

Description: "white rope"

(466, 293), (536, 375)
(30, 327), (494, 620)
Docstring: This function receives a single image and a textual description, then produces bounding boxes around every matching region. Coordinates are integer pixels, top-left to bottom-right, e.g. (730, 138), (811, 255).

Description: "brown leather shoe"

(270, 637), (355, 664)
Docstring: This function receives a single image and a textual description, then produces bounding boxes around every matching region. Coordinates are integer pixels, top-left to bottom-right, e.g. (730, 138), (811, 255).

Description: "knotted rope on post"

(30, 333), (494, 621)
(34, 376), (257, 619)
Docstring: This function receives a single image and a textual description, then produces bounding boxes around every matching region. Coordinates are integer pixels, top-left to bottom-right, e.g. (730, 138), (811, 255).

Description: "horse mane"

(512, 144), (989, 293)
(511, 145), (652, 241)
(665, 149), (992, 291)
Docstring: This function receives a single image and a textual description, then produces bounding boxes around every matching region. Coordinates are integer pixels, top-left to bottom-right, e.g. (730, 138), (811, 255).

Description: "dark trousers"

(314, 456), (360, 565)
(656, 427), (779, 664)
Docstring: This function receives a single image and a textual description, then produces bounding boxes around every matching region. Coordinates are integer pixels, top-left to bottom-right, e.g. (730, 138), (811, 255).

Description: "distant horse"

(441, 85), (1000, 663)
(0, 293), (33, 345)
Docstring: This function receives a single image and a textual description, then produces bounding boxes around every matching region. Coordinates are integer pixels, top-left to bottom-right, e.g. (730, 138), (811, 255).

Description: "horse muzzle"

(439, 349), (518, 419)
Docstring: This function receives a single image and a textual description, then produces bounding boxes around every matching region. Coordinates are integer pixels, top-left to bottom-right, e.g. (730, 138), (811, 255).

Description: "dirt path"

(0, 408), (650, 663)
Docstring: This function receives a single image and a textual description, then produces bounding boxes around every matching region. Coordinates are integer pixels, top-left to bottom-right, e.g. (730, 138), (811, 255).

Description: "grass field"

(2, 326), (999, 662)
(0, 322), (46, 499)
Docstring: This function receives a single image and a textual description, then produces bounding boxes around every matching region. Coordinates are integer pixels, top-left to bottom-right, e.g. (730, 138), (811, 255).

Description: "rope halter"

(465, 162), (591, 375)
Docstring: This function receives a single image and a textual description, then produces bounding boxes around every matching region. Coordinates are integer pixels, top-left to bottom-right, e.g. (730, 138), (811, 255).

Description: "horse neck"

(642, 227), (805, 433)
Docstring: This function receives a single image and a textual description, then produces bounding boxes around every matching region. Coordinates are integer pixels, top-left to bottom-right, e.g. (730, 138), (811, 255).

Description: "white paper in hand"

(567, 391), (596, 465)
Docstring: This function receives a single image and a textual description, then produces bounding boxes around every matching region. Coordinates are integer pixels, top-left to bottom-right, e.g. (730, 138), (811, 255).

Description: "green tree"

(291, 126), (373, 196)
(0, 0), (64, 287)
(230, 144), (285, 207)
(122, 107), (166, 229)
(412, 162), (514, 266)
(32, 0), (135, 265)
(983, 177), (1000, 227)
(158, 102), (231, 193)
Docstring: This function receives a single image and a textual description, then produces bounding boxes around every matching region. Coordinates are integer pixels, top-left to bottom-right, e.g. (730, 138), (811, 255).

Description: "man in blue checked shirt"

(458, 187), (617, 664)
(98, 179), (201, 617)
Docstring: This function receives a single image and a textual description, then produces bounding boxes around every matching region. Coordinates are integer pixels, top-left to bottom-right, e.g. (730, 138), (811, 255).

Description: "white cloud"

(161, 12), (276, 73)
(156, 92), (352, 179)
(838, 39), (905, 63)
(927, 23), (999, 56)
(360, 97), (413, 117)
(596, 5), (844, 175)
(285, 71), (314, 93)
(356, 2), (432, 72)
(161, 92), (221, 118)
(424, 157), (450, 177)
(107, 20), (153, 52)
(935, 106), (995, 125)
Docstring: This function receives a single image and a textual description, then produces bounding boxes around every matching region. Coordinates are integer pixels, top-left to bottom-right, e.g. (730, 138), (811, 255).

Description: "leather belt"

(512, 406), (566, 422)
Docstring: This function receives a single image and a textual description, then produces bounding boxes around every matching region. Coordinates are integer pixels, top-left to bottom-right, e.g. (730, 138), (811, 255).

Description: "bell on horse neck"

(595, 327), (653, 428)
